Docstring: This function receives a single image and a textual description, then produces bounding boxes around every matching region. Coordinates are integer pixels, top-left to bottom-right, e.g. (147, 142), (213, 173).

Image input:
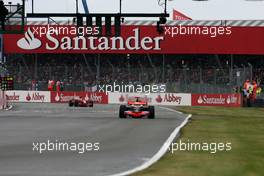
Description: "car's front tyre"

(74, 100), (79, 107)
(119, 105), (127, 118)
(148, 106), (155, 119)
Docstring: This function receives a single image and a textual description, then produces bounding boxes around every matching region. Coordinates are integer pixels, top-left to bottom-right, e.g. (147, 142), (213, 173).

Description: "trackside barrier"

(50, 92), (108, 104)
(108, 93), (192, 106)
(5, 91), (242, 107)
(0, 90), (7, 109)
(191, 93), (242, 107)
(6, 91), (108, 104)
(6, 91), (51, 103)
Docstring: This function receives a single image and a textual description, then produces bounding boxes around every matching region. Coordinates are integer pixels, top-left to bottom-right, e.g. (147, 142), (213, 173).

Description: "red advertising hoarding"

(109, 93), (191, 106)
(6, 91), (51, 103)
(3, 25), (264, 54)
(192, 94), (241, 107)
(51, 92), (108, 104)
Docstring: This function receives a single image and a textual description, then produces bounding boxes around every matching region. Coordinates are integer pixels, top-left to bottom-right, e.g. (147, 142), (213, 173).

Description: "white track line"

(108, 108), (192, 176)
(159, 107), (183, 114)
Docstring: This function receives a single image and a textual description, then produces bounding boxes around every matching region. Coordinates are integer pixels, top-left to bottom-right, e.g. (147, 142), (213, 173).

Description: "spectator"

(4, 54), (264, 93)
(56, 80), (61, 92)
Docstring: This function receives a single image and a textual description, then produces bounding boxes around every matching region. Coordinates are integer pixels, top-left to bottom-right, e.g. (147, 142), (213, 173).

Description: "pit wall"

(5, 91), (242, 107)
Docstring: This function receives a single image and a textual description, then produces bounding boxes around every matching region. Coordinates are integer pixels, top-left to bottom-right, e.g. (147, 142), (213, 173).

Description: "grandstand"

(4, 53), (264, 93)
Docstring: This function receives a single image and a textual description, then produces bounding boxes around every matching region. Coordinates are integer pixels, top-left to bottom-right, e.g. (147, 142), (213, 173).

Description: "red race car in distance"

(69, 96), (94, 107)
(119, 97), (155, 119)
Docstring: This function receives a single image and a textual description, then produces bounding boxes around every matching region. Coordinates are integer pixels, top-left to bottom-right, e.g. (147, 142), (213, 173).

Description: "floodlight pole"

(119, 0), (122, 14)
(31, 0), (34, 13)
(76, 0), (79, 13)
(164, 0), (167, 14)
(22, 0), (25, 31)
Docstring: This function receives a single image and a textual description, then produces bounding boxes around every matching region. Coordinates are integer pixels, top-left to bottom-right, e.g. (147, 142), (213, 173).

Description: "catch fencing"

(9, 66), (254, 94)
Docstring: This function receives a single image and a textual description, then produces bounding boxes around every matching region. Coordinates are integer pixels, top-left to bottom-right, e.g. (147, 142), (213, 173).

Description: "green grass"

(133, 107), (264, 176)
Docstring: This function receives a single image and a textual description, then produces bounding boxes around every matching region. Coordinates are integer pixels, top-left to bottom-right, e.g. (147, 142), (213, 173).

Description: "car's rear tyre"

(119, 105), (127, 118)
(69, 101), (74, 107)
(148, 106), (155, 119)
(74, 100), (79, 107)
(89, 102), (94, 107)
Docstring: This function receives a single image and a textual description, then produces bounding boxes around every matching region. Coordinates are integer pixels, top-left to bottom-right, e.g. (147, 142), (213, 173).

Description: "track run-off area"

(0, 103), (190, 176)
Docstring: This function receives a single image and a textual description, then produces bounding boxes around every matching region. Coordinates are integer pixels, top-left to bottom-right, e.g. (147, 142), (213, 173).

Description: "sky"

(4, 0), (264, 20)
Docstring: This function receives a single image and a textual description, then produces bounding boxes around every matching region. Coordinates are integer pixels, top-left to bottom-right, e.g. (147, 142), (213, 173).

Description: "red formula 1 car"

(119, 97), (155, 119)
(69, 96), (94, 107)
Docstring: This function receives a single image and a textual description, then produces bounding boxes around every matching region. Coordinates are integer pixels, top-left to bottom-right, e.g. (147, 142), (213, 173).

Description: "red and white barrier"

(0, 90), (7, 109)
(50, 92), (108, 104)
(191, 94), (241, 107)
(5, 91), (242, 107)
(108, 93), (192, 106)
(6, 91), (50, 103)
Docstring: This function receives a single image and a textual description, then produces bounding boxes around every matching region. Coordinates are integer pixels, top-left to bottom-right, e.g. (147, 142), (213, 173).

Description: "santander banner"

(50, 92), (108, 104)
(4, 25), (264, 54)
(192, 94), (241, 107)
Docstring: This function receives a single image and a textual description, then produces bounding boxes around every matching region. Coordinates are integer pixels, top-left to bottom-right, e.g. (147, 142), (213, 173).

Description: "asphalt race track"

(0, 103), (188, 176)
